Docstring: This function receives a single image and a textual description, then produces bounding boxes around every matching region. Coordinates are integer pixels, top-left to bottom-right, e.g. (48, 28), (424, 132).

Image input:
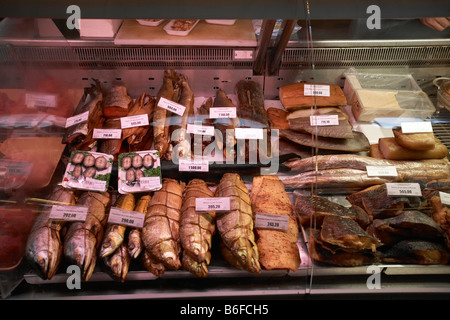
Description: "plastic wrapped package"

(344, 68), (435, 121)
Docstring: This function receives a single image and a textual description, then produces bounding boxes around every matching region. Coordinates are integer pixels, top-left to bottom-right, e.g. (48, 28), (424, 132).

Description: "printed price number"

(93, 128), (122, 139)
(195, 197), (231, 212)
(108, 207), (144, 228)
(386, 183), (422, 197)
(210, 107), (237, 119)
(254, 213), (289, 231)
(65, 110), (89, 128)
(304, 84), (331, 97)
(50, 205), (88, 222)
(120, 114), (149, 129)
(366, 165), (398, 177)
(157, 97), (186, 116)
(309, 115), (339, 126)
(179, 159), (209, 172)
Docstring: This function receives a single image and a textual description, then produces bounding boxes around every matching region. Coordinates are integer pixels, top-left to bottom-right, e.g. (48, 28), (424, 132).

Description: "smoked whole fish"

(180, 179), (216, 278)
(143, 178), (185, 271)
(214, 173), (260, 273)
(25, 187), (77, 280)
(103, 242), (131, 282)
(153, 70), (180, 159)
(100, 193), (135, 258)
(63, 191), (111, 281)
(128, 194), (151, 259)
(62, 80), (104, 151)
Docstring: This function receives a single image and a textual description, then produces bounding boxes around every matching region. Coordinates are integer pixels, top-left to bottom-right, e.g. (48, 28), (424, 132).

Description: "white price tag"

(107, 207), (145, 228)
(84, 177), (107, 191)
(187, 123), (215, 136)
(235, 128), (264, 140)
(25, 92), (57, 108)
(386, 183), (422, 197)
(304, 84), (330, 97)
(50, 205), (88, 222)
(209, 107), (237, 119)
(233, 50), (253, 60)
(255, 214), (289, 231)
(366, 165), (398, 177)
(401, 121), (433, 133)
(195, 197), (231, 211)
(439, 191), (450, 206)
(120, 114), (149, 129)
(139, 176), (162, 190)
(158, 97), (186, 116)
(179, 159), (209, 172)
(309, 115), (339, 126)
(65, 110), (89, 128)
(93, 128), (122, 139)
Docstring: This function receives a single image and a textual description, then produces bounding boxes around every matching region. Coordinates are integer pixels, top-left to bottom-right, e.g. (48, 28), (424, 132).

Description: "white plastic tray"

(136, 19), (165, 27)
(163, 19), (200, 36)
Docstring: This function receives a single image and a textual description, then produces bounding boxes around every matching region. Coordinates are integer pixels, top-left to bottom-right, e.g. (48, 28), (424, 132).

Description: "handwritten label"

(235, 128), (264, 140)
(309, 115), (339, 126)
(120, 114), (149, 129)
(50, 205), (88, 222)
(179, 159), (209, 172)
(255, 214), (289, 231)
(386, 183), (422, 197)
(401, 121), (433, 133)
(366, 165), (398, 177)
(304, 84), (330, 97)
(158, 97), (186, 116)
(93, 128), (122, 139)
(439, 191), (450, 206)
(25, 93), (57, 108)
(107, 207), (145, 228)
(187, 123), (215, 136)
(65, 110), (89, 128)
(209, 107), (237, 119)
(195, 197), (231, 211)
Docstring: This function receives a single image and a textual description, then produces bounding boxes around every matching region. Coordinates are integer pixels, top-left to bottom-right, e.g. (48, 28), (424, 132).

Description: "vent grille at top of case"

(281, 46), (450, 68)
(1, 46), (254, 69)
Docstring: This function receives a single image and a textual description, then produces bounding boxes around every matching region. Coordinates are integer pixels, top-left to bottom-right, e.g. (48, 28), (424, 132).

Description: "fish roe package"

(62, 150), (113, 192)
(118, 150), (162, 194)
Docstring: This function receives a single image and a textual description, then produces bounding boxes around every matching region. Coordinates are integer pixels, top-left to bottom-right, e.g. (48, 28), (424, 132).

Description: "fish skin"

(213, 89), (239, 161)
(294, 194), (370, 228)
(62, 80), (104, 150)
(122, 92), (155, 147)
(279, 129), (370, 152)
(320, 215), (381, 252)
(141, 250), (165, 277)
(63, 191), (111, 281)
(99, 117), (122, 158)
(127, 195), (151, 259)
(214, 173), (260, 273)
(142, 178), (185, 271)
(25, 187), (77, 280)
(99, 193), (135, 258)
(370, 210), (446, 245)
(381, 240), (450, 265)
(180, 179), (216, 277)
(154, 70), (180, 159)
(235, 80), (269, 129)
(288, 113), (354, 139)
(103, 242), (131, 282)
(169, 75), (195, 161)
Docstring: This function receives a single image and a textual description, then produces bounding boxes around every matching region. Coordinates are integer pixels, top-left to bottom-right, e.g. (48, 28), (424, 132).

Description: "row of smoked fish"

(274, 82), (450, 266)
(62, 70), (270, 162)
(294, 179), (450, 266)
(25, 173), (301, 282)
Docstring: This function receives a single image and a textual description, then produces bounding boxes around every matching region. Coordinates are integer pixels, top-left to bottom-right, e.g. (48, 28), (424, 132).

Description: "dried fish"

(103, 242), (131, 282)
(214, 173), (260, 273)
(143, 178), (185, 271)
(100, 193), (135, 258)
(63, 191), (111, 281)
(127, 195), (151, 259)
(25, 187), (77, 280)
(62, 80), (104, 151)
(180, 179), (216, 277)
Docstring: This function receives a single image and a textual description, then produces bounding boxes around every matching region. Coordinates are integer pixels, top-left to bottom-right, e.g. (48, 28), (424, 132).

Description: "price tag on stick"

(386, 183), (422, 197)
(50, 205), (88, 222)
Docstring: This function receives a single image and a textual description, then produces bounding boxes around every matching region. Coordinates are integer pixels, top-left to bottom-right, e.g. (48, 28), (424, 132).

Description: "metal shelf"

(1, 0), (449, 20)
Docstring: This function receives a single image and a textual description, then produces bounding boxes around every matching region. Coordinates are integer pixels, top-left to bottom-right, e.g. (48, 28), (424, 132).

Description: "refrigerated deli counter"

(1, 0), (450, 300)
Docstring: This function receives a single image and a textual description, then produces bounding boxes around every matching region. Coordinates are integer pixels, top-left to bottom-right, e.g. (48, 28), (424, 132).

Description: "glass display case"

(0, 0), (449, 300)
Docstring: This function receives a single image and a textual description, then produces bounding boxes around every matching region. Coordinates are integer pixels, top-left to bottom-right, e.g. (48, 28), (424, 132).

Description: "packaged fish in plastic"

(62, 150), (113, 192)
(118, 150), (162, 194)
